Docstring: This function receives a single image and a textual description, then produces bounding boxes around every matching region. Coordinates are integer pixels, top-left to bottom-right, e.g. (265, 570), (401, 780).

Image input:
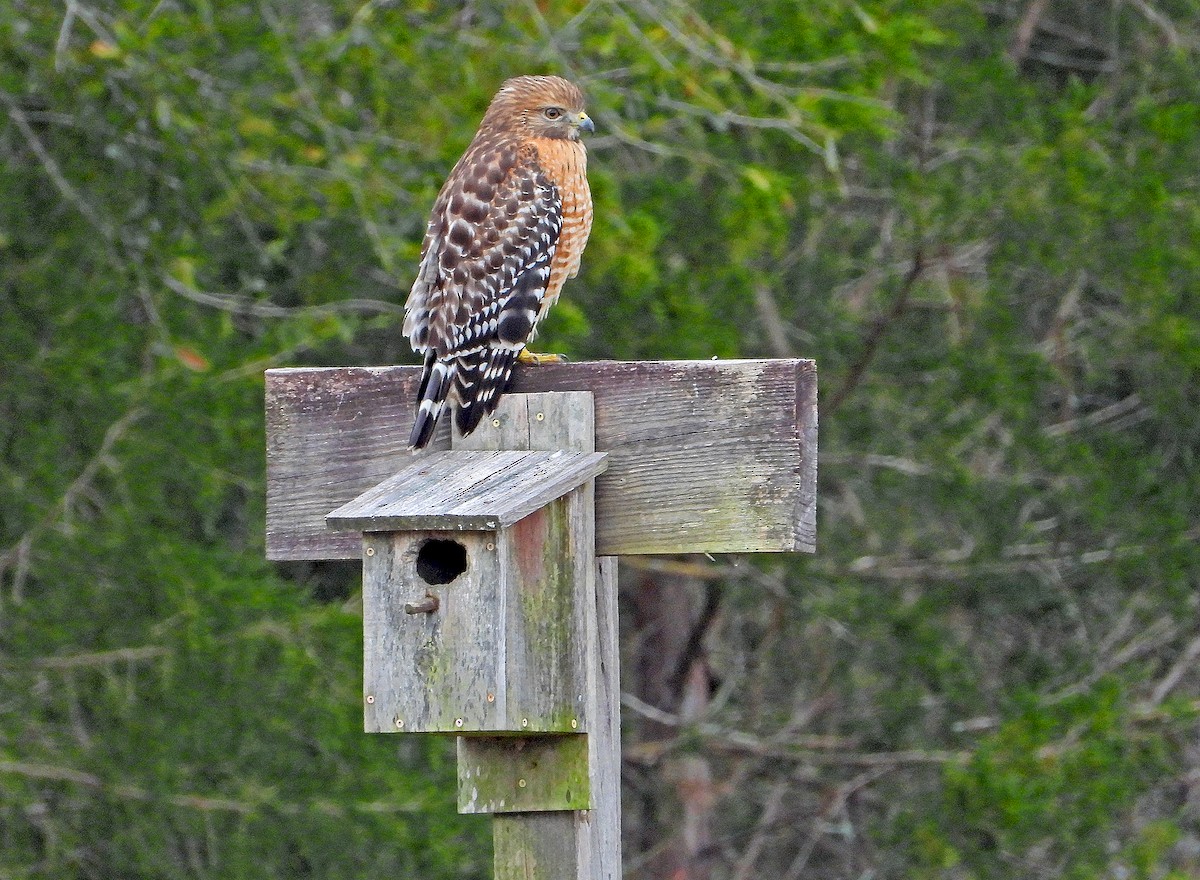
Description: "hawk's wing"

(403, 139), (563, 448)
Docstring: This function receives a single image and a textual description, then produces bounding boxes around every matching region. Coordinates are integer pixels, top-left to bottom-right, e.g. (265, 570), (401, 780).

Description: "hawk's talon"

(517, 350), (569, 365)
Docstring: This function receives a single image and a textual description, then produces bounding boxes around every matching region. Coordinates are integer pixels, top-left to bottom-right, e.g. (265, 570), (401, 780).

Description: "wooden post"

(454, 392), (621, 878)
(264, 359), (818, 880)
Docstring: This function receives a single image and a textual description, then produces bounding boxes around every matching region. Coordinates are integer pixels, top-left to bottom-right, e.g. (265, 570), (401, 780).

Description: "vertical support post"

(589, 555), (621, 879)
(455, 391), (622, 879)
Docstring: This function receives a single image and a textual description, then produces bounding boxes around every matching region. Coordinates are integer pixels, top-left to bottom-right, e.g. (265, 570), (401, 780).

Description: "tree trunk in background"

(624, 564), (718, 880)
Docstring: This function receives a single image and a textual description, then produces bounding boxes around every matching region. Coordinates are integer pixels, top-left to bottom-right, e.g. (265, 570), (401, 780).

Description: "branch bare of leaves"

(620, 692), (964, 767)
(1126, 0), (1185, 49)
(825, 246), (925, 416)
(0, 408), (146, 600)
(160, 273), (403, 319)
(0, 759), (426, 816)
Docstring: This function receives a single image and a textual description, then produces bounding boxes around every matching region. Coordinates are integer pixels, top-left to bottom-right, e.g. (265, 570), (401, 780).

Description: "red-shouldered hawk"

(403, 75), (594, 449)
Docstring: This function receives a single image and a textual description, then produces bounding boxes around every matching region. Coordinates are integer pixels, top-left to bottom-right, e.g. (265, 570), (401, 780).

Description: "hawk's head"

(482, 75), (594, 141)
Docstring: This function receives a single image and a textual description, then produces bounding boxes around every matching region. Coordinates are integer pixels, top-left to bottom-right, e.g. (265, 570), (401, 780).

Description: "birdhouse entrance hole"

(416, 538), (468, 585)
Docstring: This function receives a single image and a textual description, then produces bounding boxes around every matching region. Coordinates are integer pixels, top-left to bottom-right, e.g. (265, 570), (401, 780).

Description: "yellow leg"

(517, 349), (569, 365)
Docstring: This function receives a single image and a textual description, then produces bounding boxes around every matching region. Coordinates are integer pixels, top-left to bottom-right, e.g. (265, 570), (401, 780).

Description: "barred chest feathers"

(536, 137), (592, 318)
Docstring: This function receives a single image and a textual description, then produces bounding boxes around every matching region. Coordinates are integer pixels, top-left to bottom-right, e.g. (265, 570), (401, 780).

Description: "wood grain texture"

(361, 392), (599, 738)
(586, 555), (622, 879)
(265, 359), (817, 558)
(325, 449), (608, 532)
(493, 812), (582, 880)
(457, 392), (619, 879)
(458, 735), (590, 814)
(361, 493), (589, 735)
(362, 529), (503, 733)
(453, 390), (599, 455)
(496, 493), (591, 732)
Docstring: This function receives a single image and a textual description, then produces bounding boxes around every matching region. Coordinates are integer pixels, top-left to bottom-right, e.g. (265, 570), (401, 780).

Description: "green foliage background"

(1, 0), (1198, 877)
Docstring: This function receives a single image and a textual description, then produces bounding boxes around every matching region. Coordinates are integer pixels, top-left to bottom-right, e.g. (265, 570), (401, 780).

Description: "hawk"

(403, 75), (594, 449)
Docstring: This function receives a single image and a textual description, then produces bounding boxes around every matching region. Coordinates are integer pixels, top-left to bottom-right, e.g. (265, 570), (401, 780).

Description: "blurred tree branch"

(825, 247), (925, 416)
(1, 407), (145, 601)
(161, 274), (404, 318)
(0, 760), (428, 816)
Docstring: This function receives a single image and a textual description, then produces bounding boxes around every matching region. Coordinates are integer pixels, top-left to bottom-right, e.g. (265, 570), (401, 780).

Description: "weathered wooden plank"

(454, 392), (620, 879)
(362, 529), (504, 733)
(493, 812), (582, 880)
(458, 736), (590, 814)
(586, 555), (622, 879)
(360, 502), (589, 734)
(457, 393), (594, 731)
(453, 390), (599, 455)
(325, 450), (608, 532)
(466, 395), (621, 870)
(496, 493), (591, 732)
(265, 359), (817, 559)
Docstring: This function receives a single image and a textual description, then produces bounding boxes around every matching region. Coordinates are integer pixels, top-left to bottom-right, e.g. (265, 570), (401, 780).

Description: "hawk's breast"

(535, 138), (592, 314)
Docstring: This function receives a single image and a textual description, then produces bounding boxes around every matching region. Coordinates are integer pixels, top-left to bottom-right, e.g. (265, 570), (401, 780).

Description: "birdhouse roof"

(325, 449), (608, 532)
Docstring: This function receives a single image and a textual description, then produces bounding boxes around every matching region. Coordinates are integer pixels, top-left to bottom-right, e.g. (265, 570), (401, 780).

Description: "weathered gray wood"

(265, 359), (817, 559)
(495, 491), (592, 732)
(587, 555), (622, 879)
(453, 396), (597, 749)
(446, 392), (619, 880)
(458, 736), (590, 813)
(326, 450), (608, 532)
(361, 489), (589, 734)
(466, 394), (621, 872)
(363, 529), (502, 733)
(493, 812), (582, 880)
(453, 390), (599, 454)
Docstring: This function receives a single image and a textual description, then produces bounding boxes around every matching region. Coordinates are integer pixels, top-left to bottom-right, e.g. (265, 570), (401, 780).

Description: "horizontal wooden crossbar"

(266, 359), (817, 557)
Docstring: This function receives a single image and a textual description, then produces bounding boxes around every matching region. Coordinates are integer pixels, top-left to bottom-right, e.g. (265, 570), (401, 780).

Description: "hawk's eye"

(543, 107), (563, 120)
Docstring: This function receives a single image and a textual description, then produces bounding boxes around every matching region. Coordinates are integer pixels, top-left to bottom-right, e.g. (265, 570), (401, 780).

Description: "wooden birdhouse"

(325, 448), (607, 737)
(265, 361), (818, 878)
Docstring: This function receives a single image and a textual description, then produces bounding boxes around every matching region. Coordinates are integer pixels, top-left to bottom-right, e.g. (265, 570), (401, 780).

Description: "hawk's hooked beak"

(575, 112), (595, 134)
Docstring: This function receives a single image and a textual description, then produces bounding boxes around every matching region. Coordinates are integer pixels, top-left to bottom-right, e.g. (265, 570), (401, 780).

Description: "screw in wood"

(521, 718), (529, 728)
(365, 695), (375, 704)
(485, 541), (495, 551)
(486, 692), (495, 703)
(536, 412), (545, 421)
(395, 718), (404, 729)
(518, 779), (527, 788)
(365, 547), (375, 557)
(404, 592), (440, 614)
(570, 719), (578, 729)
(454, 718), (464, 728)
(492, 418), (501, 428)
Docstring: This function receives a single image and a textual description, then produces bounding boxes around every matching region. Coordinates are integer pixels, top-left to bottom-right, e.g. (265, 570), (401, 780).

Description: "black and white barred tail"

(408, 260), (547, 449)
(407, 347), (520, 449)
(407, 352), (449, 449)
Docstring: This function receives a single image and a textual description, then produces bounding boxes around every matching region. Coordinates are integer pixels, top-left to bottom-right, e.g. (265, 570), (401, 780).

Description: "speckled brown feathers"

(404, 75), (594, 448)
